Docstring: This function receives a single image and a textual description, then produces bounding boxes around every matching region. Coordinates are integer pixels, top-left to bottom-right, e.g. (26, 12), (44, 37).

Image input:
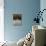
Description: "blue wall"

(4, 0), (40, 42)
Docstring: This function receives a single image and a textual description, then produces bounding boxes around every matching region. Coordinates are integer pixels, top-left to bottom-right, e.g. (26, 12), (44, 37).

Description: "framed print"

(13, 14), (22, 26)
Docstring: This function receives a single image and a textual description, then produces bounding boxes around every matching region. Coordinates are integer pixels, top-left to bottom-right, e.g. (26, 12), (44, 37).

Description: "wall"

(4, 0), (40, 42)
(0, 0), (4, 42)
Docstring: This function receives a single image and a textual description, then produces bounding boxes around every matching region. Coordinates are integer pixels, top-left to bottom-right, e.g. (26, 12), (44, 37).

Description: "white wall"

(0, 0), (4, 42)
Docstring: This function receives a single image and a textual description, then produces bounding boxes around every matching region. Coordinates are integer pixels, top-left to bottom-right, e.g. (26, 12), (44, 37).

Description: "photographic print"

(13, 14), (22, 26)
